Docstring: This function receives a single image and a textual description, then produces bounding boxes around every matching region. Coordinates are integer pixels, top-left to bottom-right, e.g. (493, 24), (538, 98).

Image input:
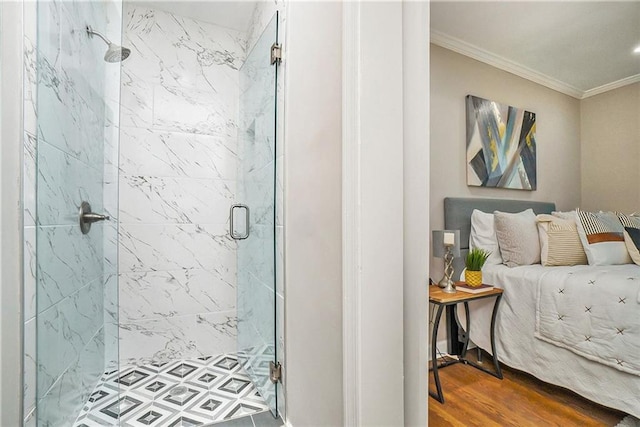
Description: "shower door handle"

(230, 204), (250, 240)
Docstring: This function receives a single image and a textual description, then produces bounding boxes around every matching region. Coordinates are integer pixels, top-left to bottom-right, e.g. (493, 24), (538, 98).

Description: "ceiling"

(431, 1), (640, 99)
(130, 1), (257, 32)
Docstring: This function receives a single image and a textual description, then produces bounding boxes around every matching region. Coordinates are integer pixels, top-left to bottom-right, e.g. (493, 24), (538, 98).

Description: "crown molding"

(431, 29), (585, 99)
(431, 30), (640, 100)
(581, 73), (640, 99)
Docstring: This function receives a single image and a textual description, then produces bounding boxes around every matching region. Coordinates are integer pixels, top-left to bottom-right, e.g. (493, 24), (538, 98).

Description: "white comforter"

(535, 265), (640, 376)
(467, 264), (640, 418)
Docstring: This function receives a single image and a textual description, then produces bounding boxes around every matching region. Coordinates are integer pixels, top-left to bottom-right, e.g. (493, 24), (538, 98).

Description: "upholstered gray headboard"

(444, 197), (556, 277)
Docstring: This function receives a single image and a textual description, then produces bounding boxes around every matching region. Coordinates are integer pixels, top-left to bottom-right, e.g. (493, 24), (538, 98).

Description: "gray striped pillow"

(537, 214), (587, 266)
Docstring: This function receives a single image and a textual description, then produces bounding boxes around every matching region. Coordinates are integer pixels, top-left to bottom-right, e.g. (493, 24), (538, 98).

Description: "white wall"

(581, 82), (640, 213)
(284, 2), (344, 425)
(358, 3), (405, 425)
(430, 44), (582, 280)
(285, 3), (427, 424)
(402, 2), (429, 426)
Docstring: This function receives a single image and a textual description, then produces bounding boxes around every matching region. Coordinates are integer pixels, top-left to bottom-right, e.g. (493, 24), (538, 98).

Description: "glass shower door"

(236, 13), (279, 416)
(35, 1), (121, 425)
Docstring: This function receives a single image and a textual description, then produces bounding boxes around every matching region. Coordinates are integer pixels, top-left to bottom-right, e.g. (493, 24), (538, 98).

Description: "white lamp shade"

(432, 229), (461, 257)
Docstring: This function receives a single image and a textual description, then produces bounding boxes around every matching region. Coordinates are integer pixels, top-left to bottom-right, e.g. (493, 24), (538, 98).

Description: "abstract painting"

(466, 95), (537, 190)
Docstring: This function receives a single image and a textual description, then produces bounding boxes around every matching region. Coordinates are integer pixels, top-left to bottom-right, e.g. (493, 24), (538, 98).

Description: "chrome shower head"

(86, 25), (130, 63)
(104, 43), (131, 63)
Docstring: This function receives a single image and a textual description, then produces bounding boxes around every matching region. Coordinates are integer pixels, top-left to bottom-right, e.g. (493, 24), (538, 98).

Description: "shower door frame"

(2, 1), (27, 425)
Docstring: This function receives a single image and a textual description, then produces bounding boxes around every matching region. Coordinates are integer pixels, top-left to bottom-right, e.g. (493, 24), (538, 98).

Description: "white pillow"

(574, 209), (631, 265)
(494, 209), (540, 267)
(469, 209), (502, 265)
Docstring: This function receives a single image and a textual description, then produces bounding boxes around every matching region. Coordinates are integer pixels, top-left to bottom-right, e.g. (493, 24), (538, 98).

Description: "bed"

(444, 197), (640, 418)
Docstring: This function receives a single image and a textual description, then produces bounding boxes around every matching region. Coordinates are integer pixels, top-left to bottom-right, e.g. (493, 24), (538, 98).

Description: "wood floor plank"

(429, 356), (627, 426)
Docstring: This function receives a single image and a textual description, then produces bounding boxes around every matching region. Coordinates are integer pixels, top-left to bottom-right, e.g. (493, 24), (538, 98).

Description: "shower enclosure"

(29, 1), (283, 425)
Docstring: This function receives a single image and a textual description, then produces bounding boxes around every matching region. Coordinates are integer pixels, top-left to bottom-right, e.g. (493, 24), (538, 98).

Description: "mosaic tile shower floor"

(74, 354), (270, 426)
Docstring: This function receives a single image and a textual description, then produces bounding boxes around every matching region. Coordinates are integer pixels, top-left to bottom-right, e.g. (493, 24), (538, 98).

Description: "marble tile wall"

(22, 0), (122, 425)
(118, 6), (247, 365)
(119, 4), (287, 419)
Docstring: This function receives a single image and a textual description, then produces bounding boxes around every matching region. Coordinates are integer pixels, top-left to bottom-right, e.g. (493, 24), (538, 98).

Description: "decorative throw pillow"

(469, 209), (502, 265)
(574, 209), (631, 265)
(552, 210), (576, 221)
(625, 228), (640, 265)
(616, 213), (640, 265)
(494, 209), (540, 267)
(536, 214), (587, 266)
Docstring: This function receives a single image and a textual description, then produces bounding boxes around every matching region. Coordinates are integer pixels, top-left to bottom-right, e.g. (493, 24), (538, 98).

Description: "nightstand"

(429, 284), (504, 403)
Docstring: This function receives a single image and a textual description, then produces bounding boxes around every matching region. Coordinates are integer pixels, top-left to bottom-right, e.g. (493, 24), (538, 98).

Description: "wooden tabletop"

(429, 282), (503, 304)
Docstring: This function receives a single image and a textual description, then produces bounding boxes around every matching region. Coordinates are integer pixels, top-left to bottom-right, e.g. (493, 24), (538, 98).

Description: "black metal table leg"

(459, 302), (471, 358)
(461, 294), (503, 379)
(446, 305), (464, 355)
(429, 304), (446, 403)
(490, 293), (503, 379)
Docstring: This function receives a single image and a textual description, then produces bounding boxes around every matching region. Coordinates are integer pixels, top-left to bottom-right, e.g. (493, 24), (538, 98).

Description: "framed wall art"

(466, 95), (537, 190)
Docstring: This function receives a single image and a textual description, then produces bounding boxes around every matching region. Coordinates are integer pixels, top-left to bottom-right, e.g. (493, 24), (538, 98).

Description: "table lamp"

(432, 230), (460, 293)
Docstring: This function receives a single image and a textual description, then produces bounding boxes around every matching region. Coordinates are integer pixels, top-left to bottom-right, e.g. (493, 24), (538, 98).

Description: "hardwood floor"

(429, 354), (627, 427)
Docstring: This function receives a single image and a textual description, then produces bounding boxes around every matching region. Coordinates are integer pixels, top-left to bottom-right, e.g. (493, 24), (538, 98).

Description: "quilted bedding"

(535, 264), (640, 376)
